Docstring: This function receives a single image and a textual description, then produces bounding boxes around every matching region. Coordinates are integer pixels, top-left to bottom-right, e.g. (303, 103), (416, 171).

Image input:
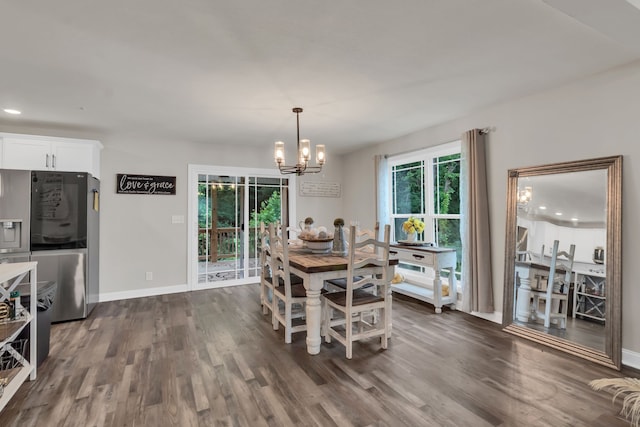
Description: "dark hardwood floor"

(1, 285), (634, 426)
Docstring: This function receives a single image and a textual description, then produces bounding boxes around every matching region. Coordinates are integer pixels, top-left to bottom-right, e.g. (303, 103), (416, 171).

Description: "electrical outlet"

(171, 215), (184, 224)
(145, 272), (153, 281)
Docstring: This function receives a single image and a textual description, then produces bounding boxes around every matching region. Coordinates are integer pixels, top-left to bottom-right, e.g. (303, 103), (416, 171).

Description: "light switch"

(171, 215), (184, 224)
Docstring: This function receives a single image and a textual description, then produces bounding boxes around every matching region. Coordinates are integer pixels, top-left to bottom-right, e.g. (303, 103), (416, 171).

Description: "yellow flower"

(402, 217), (425, 234)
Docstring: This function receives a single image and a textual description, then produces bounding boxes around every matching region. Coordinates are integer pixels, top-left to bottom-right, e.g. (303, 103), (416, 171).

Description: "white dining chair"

(322, 224), (392, 359)
(259, 222), (275, 316)
(530, 240), (575, 329)
(324, 222), (379, 292)
(269, 223), (309, 343)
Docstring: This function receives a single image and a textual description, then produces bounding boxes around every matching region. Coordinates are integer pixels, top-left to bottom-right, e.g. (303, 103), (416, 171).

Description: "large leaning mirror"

(502, 156), (622, 370)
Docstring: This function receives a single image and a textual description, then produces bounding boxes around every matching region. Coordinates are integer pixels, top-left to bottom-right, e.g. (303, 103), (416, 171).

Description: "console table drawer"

(391, 249), (435, 266)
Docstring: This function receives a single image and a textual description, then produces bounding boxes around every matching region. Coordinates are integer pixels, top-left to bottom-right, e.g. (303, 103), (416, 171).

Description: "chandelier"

(518, 186), (532, 205)
(274, 107), (326, 175)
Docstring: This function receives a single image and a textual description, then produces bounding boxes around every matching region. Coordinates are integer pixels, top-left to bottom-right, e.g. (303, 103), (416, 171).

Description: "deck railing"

(198, 227), (238, 262)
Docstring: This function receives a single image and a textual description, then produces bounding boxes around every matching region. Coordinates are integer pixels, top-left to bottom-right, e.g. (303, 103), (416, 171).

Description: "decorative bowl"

(300, 237), (333, 253)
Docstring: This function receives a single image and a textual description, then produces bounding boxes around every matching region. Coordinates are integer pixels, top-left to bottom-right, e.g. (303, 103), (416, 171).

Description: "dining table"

(287, 247), (398, 355)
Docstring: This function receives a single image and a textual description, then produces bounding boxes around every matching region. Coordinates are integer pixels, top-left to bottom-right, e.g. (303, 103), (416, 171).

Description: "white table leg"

(516, 276), (532, 322)
(305, 276), (324, 355)
(434, 270), (443, 313)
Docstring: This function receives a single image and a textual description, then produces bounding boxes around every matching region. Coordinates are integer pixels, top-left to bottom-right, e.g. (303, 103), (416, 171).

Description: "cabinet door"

(1, 137), (51, 170)
(52, 141), (94, 174)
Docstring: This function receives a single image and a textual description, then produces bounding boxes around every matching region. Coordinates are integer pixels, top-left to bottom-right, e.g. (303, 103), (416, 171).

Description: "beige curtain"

(374, 154), (390, 238)
(461, 129), (494, 313)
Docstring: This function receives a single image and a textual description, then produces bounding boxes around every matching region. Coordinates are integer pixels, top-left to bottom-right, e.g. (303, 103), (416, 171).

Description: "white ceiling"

(1, 0), (640, 154)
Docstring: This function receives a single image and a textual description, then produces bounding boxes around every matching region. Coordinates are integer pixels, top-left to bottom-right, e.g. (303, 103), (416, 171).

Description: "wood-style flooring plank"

(1, 286), (635, 426)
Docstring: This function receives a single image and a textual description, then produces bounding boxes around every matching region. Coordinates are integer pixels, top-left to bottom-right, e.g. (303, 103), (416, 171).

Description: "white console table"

(389, 244), (457, 313)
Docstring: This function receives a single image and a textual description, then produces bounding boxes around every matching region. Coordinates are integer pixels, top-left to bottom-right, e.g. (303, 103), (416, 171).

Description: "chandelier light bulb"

(300, 139), (311, 162)
(274, 141), (285, 164)
(316, 145), (326, 165)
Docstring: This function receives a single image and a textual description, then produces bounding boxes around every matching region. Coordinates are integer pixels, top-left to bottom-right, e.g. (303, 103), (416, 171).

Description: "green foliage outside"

(434, 155), (461, 274)
(198, 185), (282, 229)
(250, 191), (281, 228)
(198, 182), (283, 260)
(393, 161), (423, 214)
(434, 154), (460, 215)
(198, 183), (239, 228)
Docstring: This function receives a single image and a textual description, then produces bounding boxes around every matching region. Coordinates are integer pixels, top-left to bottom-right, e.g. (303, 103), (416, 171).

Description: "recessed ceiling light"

(571, 217), (579, 221)
(555, 212), (563, 216)
(3, 108), (21, 115)
(539, 206), (547, 210)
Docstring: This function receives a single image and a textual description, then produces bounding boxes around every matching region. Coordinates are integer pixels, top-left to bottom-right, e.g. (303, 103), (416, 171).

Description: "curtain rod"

(480, 126), (495, 135)
(381, 127), (493, 158)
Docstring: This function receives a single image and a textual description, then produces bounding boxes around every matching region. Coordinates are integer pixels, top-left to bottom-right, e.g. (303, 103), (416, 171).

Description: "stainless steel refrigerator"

(30, 171), (100, 322)
(0, 169), (31, 266)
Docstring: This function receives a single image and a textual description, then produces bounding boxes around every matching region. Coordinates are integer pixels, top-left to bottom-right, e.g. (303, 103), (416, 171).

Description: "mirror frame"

(502, 155), (622, 370)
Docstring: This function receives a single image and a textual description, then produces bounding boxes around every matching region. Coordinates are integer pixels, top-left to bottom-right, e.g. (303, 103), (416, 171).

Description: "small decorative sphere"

(334, 218), (345, 227)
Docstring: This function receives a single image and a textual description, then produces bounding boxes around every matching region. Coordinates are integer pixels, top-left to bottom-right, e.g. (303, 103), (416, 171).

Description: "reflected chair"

(322, 224), (392, 359)
(531, 240), (575, 329)
(269, 223), (310, 343)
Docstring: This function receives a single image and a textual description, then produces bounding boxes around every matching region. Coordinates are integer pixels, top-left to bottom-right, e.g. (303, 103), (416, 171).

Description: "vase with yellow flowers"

(402, 217), (425, 242)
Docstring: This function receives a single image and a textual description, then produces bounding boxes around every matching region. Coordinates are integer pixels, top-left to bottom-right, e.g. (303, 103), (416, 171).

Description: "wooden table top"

(288, 249), (398, 274)
(515, 260), (568, 273)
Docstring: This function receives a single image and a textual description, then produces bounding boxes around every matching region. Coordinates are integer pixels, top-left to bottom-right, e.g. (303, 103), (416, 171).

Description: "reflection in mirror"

(502, 156), (622, 370)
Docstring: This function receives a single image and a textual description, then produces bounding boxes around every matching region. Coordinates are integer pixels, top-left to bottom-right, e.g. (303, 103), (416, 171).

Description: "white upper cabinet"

(0, 133), (103, 179)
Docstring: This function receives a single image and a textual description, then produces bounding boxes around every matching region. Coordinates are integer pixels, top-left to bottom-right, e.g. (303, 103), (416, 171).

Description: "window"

(389, 141), (462, 281)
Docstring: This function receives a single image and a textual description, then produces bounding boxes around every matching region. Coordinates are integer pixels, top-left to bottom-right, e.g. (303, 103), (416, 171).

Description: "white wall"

(98, 137), (344, 296)
(517, 218), (606, 264)
(342, 59), (640, 356)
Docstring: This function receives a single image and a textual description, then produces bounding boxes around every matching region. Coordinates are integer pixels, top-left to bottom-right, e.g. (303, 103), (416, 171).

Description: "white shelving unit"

(0, 262), (37, 412)
(573, 271), (606, 322)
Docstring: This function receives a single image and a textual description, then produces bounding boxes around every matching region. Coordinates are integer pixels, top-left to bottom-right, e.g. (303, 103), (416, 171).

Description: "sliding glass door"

(189, 165), (292, 290)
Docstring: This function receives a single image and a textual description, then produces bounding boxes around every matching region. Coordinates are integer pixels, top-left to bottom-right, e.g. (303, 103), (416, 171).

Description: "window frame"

(387, 140), (462, 285)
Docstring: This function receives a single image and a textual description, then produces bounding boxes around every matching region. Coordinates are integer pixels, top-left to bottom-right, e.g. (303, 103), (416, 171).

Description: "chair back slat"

(547, 239), (575, 296)
(269, 222), (293, 294)
(346, 224), (391, 304)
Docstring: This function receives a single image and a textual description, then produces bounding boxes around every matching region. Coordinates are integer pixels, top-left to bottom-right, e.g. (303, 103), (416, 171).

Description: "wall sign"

(299, 181), (341, 198)
(116, 174), (176, 195)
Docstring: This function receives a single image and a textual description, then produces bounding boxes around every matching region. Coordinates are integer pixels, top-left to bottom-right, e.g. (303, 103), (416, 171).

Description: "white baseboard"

(622, 348), (640, 370)
(99, 284), (189, 302)
(470, 310), (503, 324)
